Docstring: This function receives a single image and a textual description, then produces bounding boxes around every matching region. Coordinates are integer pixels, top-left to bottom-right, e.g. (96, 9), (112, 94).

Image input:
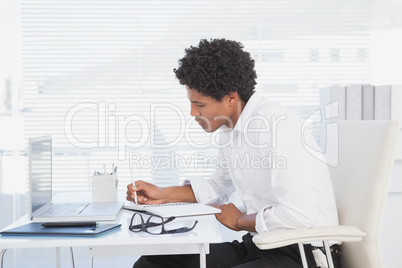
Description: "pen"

(130, 167), (138, 204)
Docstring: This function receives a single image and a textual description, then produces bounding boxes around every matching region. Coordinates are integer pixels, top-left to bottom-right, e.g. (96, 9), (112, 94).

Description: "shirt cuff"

(255, 204), (271, 234)
(187, 177), (219, 204)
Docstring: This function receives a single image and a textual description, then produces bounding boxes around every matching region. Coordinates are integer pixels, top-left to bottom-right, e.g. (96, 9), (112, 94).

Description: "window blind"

(19, 0), (373, 194)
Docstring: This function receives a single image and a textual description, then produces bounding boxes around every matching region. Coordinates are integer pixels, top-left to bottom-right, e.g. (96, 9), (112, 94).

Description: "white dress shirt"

(189, 92), (339, 235)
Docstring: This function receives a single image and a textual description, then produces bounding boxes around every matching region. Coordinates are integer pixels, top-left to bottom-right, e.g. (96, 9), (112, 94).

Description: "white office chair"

(252, 120), (399, 268)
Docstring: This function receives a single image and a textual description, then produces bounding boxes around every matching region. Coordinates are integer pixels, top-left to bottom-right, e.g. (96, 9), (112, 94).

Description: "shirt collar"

(232, 92), (262, 133)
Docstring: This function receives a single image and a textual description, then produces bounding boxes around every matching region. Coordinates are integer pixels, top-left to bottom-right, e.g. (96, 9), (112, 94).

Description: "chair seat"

(252, 225), (366, 250)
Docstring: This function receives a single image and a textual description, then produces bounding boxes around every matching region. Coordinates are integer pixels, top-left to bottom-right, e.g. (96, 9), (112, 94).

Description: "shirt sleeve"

(255, 204), (315, 233)
(188, 160), (235, 205)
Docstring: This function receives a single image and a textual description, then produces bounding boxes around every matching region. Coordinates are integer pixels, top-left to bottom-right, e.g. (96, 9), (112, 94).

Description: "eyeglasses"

(129, 213), (198, 235)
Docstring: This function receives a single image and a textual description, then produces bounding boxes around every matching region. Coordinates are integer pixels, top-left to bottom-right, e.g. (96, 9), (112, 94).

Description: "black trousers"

(133, 233), (342, 268)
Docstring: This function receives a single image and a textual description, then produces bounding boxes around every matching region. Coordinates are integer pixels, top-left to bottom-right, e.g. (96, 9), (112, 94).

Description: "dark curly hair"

(174, 38), (257, 102)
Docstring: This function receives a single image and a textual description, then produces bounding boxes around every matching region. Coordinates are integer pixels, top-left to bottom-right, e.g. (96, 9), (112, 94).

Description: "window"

(2, 0), (400, 200)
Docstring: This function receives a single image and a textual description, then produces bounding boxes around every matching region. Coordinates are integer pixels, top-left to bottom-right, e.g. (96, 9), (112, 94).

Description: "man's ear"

(226, 92), (239, 106)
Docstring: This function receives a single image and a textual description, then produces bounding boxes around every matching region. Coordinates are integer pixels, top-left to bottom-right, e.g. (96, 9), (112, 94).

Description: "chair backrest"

(328, 120), (399, 268)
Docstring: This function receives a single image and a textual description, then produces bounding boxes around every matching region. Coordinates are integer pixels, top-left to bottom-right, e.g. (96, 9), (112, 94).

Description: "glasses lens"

(130, 213), (144, 232)
(145, 216), (164, 234)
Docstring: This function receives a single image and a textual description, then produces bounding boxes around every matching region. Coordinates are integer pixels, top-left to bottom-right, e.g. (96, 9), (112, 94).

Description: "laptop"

(28, 135), (123, 223)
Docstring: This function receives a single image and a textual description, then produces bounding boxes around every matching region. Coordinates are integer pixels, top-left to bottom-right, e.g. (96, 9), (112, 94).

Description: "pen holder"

(92, 173), (118, 202)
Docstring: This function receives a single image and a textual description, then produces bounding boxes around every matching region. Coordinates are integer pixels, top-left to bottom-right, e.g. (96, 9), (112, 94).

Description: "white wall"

(382, 161), (402, 268)
(381, 87), (402, 268)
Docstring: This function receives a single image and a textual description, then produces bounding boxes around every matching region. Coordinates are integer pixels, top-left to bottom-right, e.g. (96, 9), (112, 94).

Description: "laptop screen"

(29, 136), (52, 213)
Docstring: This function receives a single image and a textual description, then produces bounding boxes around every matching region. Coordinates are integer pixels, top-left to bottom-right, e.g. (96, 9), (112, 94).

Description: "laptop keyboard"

(42, 203), (88, 215)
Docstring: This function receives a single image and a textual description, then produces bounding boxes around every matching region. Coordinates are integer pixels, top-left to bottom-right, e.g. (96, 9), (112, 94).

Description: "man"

(127, 38), (341, 267)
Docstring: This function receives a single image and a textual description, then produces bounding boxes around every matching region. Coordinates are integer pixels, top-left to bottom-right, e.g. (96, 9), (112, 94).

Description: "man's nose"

(190, 105), (200, 117)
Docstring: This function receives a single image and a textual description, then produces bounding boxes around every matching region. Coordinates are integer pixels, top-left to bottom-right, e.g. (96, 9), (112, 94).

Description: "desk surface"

(0, 209), (222, 249)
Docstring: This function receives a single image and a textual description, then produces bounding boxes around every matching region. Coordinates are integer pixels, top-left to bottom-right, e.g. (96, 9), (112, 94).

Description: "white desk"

(0, 209), (222, 268)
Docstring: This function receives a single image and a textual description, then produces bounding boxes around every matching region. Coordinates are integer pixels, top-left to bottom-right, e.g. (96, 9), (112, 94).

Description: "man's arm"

(159, 184), (197, 203)
(126, 180), (197, 204)
(215, 203), (257, 233)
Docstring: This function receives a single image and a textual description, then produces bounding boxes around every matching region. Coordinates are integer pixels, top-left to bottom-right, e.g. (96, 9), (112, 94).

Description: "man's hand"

(126, 180), (164, 204)
(126, 181), (197, 205)
(214, 203), (257, 233)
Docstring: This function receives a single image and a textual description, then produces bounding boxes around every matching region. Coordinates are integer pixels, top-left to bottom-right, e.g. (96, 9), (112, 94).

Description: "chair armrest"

(252, 225), (366, 250)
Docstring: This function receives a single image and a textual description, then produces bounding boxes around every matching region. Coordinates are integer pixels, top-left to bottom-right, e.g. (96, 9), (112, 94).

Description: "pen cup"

(92, 173), (118, 202)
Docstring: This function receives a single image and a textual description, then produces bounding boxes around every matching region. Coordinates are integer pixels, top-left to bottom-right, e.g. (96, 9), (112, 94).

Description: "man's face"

(186, 86), (234, 133)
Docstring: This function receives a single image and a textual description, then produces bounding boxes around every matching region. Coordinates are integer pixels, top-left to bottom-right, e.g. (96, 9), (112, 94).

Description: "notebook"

(0, 222), (121, 237)
(28, 136), (123, 223)
(123, 202), (221, 218)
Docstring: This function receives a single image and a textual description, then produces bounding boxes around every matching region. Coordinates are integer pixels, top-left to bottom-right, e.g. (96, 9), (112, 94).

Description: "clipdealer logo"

(301, 101), (339, 167)
(64, 100), (338, 169)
